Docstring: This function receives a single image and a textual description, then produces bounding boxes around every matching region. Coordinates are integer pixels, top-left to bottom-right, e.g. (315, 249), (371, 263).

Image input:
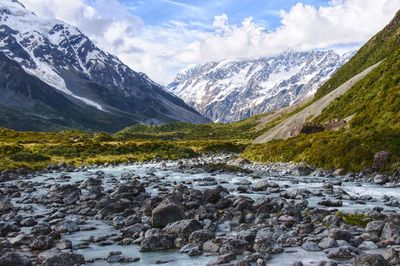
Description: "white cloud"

(20, 0), (400, 84)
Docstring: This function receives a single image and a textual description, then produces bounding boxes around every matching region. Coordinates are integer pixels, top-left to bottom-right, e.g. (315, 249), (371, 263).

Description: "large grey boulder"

(151, 200), (185, 228)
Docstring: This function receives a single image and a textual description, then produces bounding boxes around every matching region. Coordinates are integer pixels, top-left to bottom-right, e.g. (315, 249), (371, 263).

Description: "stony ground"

(0, 155), (400, 266)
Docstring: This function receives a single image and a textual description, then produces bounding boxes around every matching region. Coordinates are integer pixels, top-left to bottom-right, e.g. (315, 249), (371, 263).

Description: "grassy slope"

(244, 10), (400, 172)
(0, 115), (264, 171)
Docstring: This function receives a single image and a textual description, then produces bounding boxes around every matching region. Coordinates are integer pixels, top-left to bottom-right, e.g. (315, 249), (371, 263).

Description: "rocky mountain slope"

(245, 9), (400, 172)
(167, 50), (354, 122)
(0, 0), (208, 132)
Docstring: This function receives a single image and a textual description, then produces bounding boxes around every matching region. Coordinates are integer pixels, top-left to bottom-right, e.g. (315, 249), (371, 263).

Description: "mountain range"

(0, 0), (208, 132)
(167, 50), (354, 122)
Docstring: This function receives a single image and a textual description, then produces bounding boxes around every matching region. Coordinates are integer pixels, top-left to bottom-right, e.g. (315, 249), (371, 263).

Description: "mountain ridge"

(167, 50), (354, 122)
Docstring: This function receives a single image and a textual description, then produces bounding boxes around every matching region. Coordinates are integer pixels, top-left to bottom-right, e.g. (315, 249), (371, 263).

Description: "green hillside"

(244, 10), (400, 172)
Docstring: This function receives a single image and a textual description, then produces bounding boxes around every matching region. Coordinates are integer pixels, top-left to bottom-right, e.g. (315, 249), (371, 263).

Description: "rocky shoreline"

(1, 154), (400, 266)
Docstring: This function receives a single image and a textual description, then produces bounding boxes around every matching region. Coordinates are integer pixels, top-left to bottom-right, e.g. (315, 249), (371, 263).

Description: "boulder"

(163, 219), (203, 238)
(353, 254), (388, 266)
(291, 165), (313, 176)
(52, 184), (81, 205)
(381, 223), (400, 240)
(0, 252), (31, 266)
(207, 253), (236, 266)
(151, 200), (185, 228)
(290, 122), (324, 137)
(140, 233), (175, 252)
(318, 199), (343, 207)
(302, 240), (321, 251)
(0, 198), (13, 213)
(254, 180), (279, 191)
(366, 221), (385, 236)
(318, 238), (338, 249)
(358, 241), (378, 250)
(327, 246), (357, 259)
(330, 229), (353, 242)
(53, 220), (80, 233)
(373, 174), (388, 185)
(37, 249), (85, 266)
(189, 229), (214, 244)
(383, 248), (400, 266)
(29, 235), (55, 250)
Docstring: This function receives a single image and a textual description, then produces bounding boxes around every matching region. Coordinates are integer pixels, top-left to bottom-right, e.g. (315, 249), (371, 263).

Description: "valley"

(0, 1), (399, 266)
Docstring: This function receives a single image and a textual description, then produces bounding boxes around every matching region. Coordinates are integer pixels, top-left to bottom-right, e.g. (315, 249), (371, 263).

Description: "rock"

(203, 239), (222, 253)
(0, 252), (31, 266)
(219, 239), (250, 255)
(203, 186), (226, 204)
(293, 262), (303, 266)
(353, 254), (388, 266)
(383, 248), (400, 266)
(318, 199), (342, 207)
(366, 221), (385, 236)
(373, 174), (388, 185)
(358, 241), (378, 250)
(207, 253), (236, 265)
(30, 235), (55, 250)
(319, 238), (338, 249)
(330, 229), (353, 242)
(319, 261), (338, 266)
(291, 164), (313, 176)
(333, 169), (346, 176)
(125, 214), (142, 226)
(107, 252), (140, 263)
(302, 240), (321, 251)
(253, 229), (282, 254)
(55, 239), (72, 250)
(257, 258), (267, 266)
(373, 151), (390, 170)
(381, 223), (400, 240)
(163, 219), (203, 238)
(189, 229), (215, 244)
(52, 184), (81, 205)
(323, 215), (343, 227)
(0, 198), (13, 213)
(0, 222), (20, 236)
(54, 220), (80, 233)
(122, 223), (147, 237)
(152, 200), (185, 228)
(140, 233), (175, 252)
(327, 246), (357, 259)
(254, 180), (279, 191)
(291, 122), (324, 137)
(37, 249), (85, 266)
(20, 218), (37, 227)
(32, 223), (52, 236)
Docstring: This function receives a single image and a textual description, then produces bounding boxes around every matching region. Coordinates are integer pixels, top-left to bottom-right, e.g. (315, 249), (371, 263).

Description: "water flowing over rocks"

(1, 154), (400, 265)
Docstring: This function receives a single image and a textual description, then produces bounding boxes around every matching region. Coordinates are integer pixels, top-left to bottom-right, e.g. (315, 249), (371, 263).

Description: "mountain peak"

(168, 50), (355, 123)
(0, 1), (209, 132)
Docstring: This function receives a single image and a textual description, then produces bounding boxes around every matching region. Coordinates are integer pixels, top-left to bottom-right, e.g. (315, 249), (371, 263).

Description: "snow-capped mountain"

(167, 50), (355, 122)
(0, 0), (208, 132)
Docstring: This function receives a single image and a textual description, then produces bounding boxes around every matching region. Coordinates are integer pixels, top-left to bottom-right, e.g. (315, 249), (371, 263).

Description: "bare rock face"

(373, 151), (390, 170)
(290, 122), (325, 137)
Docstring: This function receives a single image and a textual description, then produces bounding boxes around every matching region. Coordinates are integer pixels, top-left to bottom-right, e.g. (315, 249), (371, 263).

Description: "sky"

(20, 0), (400, 84)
